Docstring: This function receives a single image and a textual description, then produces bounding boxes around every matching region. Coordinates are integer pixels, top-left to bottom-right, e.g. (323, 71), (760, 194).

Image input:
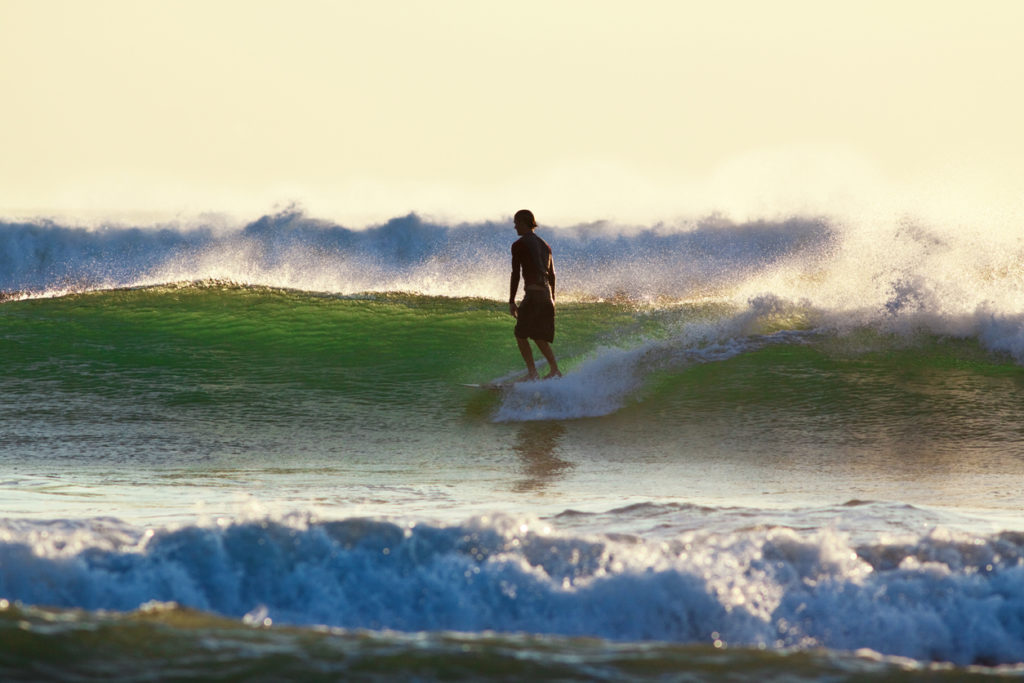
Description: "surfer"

(509, 209), (562, 380)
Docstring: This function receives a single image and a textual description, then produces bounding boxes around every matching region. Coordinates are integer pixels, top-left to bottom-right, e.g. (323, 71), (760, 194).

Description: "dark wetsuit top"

(510, 232), (556, 342)
(510, 232), (555, 299)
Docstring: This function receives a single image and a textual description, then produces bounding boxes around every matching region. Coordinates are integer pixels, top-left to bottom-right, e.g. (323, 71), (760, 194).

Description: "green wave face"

(0, 286), (652, 469)
(3, 284), (1023, 468)
(2, 285), (643, 393)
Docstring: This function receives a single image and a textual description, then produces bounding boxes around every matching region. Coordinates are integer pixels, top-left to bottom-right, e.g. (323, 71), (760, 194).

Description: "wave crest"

(2, 514), (1023, 665)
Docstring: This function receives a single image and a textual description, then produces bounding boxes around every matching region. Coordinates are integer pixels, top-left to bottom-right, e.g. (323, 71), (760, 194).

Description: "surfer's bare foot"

(543, 370), (562, 380)
(518, 372), (540, 382)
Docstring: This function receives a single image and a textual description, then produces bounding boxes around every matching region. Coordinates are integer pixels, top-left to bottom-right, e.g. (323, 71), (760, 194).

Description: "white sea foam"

(493, 329), (793, 422)
(0, 512), (1022, 666)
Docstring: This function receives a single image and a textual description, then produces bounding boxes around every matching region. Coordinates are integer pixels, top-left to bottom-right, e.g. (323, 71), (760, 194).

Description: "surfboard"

(461, 370), (564, 391)
(460, 374), (562, 391)
(459, 382), (514, 391)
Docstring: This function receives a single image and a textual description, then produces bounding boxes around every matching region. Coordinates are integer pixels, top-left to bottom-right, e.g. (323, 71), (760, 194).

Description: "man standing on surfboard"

(509, 209), (562, 380)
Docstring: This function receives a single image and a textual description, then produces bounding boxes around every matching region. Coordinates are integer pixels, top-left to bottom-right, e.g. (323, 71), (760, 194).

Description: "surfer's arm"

(509, 252), (521, 317)
(509, 268), (520, 303)
(549, 264), (556, 302)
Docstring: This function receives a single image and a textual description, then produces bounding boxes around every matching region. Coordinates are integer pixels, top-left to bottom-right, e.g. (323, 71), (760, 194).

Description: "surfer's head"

(514, 209), (537, 233)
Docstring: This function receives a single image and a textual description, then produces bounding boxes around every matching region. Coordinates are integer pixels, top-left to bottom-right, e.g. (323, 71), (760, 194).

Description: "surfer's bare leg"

(516, 336), (540, 380)
(535, 340), (561, 378)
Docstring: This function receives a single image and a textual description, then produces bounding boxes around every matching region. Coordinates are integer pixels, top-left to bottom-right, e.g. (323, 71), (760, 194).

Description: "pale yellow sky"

(1, 0), (1022, 225)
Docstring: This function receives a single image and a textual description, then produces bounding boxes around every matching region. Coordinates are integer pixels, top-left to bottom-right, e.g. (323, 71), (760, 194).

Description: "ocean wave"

(1, 514), (1022, 666)
(0, 210), (833, 301)
(5, 207), (1024, 362)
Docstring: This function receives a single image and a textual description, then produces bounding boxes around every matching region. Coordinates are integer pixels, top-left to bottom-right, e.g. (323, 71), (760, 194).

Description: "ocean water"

(2, 209), (1024, 680)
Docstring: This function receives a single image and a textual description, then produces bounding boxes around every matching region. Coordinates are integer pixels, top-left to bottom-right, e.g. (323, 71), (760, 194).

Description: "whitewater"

(3, 205), (1024, 679)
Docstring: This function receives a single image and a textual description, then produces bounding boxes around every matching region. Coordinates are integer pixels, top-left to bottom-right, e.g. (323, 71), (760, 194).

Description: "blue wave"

(0, 210), (832, 297)
(2, 516), (1022, 666)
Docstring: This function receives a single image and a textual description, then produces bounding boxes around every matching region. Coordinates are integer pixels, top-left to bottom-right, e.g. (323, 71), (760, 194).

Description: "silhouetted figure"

(508, 209), (561, 380)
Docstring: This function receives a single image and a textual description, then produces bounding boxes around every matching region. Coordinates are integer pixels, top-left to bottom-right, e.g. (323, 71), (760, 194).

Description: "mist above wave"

(0, 209), (831, 300)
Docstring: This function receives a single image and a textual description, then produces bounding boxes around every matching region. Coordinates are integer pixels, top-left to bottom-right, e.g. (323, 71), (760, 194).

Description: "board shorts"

(514, 288), (555, 343)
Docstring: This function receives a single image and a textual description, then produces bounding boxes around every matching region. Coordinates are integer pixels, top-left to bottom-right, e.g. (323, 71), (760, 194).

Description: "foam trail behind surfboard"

(493, 322), (815, 422)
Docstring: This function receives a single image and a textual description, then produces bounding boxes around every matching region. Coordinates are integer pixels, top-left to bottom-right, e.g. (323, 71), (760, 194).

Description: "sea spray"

(1, 211), (833, 301)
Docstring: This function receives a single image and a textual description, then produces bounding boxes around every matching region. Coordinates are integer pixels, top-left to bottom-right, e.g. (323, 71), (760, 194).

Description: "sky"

(2, 0), (1022, 226)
